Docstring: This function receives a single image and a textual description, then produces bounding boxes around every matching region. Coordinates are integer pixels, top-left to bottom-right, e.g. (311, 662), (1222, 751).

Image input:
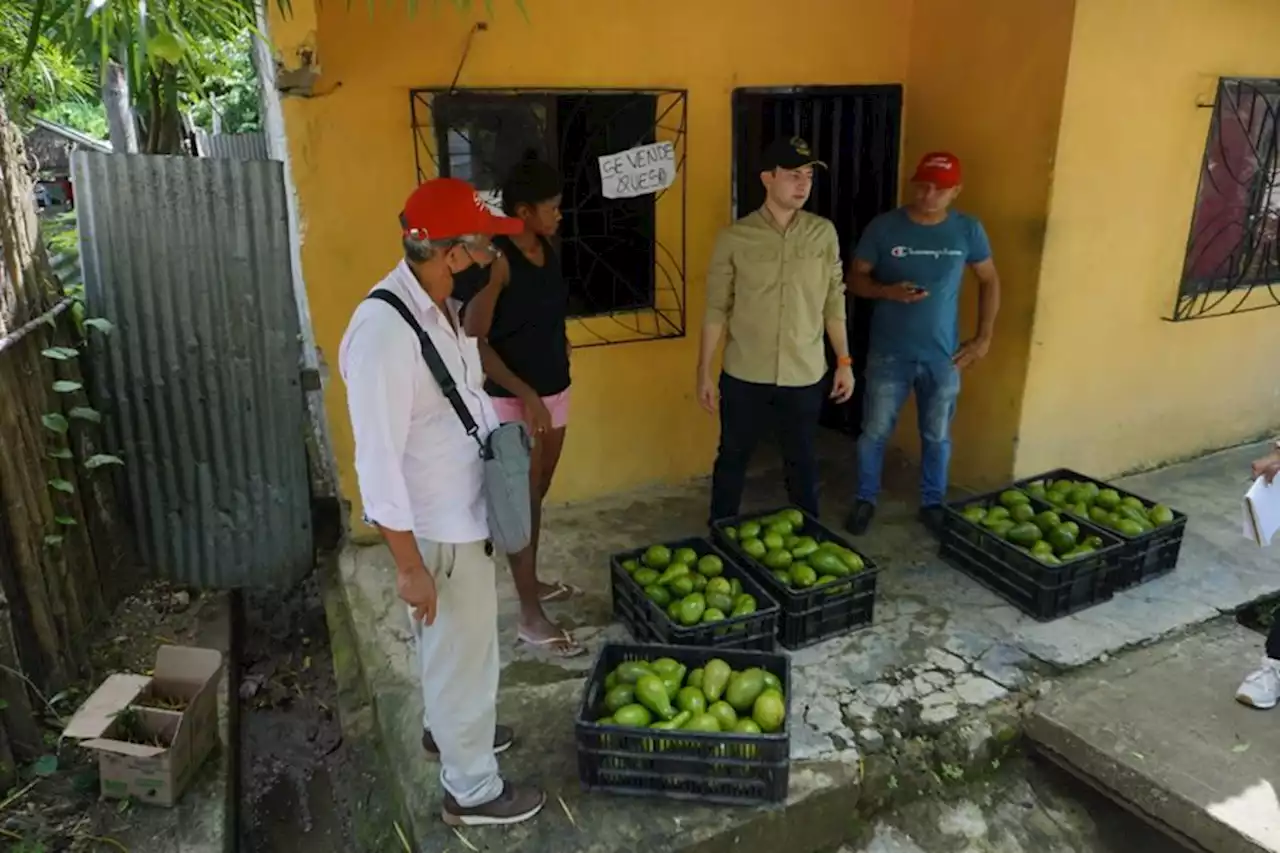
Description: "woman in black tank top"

(464, 156), (582, 657)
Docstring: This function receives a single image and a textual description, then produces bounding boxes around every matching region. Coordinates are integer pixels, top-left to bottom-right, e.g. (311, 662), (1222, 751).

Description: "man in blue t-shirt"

(844, 152), (1002, 536)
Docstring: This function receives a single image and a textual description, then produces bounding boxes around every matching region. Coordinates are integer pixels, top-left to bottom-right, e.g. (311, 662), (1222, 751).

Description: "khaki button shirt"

(704, 208), (847, 387)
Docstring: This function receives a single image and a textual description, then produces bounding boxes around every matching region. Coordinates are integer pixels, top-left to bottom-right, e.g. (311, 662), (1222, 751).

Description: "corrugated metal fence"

(72, 152), (313, 588)
(194, 130), (271, 161)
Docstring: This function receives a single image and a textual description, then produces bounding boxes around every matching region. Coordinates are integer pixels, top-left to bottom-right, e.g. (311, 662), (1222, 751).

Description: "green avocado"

(1006, 522), (1043, 547)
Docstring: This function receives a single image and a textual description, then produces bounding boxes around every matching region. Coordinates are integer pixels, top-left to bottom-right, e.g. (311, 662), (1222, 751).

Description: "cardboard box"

(64, 645), (222, 807)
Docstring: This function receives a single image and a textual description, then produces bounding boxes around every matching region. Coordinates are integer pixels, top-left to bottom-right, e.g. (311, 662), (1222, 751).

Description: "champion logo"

(791, 136), (812, 157)
(472, 191), (488, 211)
(890, 245), (964, 259)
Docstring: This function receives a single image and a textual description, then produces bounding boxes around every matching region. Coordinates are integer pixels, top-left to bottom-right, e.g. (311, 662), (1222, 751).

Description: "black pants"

(1269, 619), (1280, 660)
(709, 373), (824, 525)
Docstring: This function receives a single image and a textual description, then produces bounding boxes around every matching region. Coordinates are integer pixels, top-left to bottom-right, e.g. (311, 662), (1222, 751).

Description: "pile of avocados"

(621, 545), (760, 628)
(1023, 477), (1176, 537)
(960, 489), (1110, 566)
(721, 508), (866, 592)
(595, 655), (786, 735)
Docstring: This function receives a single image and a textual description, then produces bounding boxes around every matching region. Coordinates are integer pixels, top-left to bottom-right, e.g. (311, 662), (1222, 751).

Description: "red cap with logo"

(400, 177), (524, 241)
(910, 152), (963, 189)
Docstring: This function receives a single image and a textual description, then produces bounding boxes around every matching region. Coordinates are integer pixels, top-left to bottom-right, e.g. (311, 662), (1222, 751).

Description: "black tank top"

(484, 235), (571, 398)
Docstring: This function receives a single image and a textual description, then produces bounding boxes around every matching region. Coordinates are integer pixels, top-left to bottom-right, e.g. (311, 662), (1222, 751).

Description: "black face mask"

(450, 262), (492, 305)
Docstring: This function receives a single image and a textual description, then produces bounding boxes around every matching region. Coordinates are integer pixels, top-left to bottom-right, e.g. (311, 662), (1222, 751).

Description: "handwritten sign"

(598, 142), (676, 200)
(477, 189), (504, 216)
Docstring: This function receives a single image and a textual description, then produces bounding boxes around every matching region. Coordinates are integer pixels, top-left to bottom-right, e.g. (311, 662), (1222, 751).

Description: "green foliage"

(184, 32), (260, 133)
(0, 3), (91, 119)
(41, 413), (68, 433)
(16, 0), (530, 148)
(84, 453), (123, 469)
(36, 281), (123, 550)
(34, 98), (108, 139)
(25, 1), (261, 94)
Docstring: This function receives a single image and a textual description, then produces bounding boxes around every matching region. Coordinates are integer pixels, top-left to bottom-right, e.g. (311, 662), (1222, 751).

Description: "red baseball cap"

(400, 177), (523, 241)
(911, 152), (963, 188)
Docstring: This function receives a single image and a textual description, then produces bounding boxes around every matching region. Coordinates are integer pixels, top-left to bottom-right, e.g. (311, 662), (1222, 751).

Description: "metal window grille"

(1175, 77), (1280, 320)
(410, 87), (688, 346)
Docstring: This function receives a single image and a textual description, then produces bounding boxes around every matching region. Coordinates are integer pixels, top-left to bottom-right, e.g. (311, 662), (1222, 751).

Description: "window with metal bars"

(410, 88), (688, 345)
(1175, 77), (1280, 321)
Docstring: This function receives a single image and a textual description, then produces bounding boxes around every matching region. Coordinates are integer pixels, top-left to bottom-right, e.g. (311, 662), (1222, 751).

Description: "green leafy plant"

(20, 0), (528, 153)
(38, 301), (121, 550)
(0, 2), (91, 121)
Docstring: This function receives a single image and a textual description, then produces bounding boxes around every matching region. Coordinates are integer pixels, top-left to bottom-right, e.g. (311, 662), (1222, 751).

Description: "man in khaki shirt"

(697, 137), (855, 525)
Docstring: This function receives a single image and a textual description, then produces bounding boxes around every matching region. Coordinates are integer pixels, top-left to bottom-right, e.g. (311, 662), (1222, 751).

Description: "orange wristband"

(837, 356), (853, 368)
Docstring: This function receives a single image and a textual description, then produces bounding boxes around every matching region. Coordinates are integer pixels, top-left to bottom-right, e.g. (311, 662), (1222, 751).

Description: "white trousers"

(408, 539), (502, 808)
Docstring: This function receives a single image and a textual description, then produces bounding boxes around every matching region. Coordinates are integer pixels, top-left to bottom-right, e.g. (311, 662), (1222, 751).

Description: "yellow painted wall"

(898, 0), (1076, 490)
(1016, 0), (1280, 478)
(274, 0), (914, 527)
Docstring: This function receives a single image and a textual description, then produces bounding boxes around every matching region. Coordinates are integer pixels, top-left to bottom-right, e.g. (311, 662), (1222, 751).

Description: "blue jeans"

(855, 355), (961, 507)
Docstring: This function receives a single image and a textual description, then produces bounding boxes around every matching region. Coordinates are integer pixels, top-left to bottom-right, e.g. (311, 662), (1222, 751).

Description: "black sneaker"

(422, 725), (515, 759)
(442, 781), (545, 827)
(918, 505), (945, 536)
(845, 500), (876, 536)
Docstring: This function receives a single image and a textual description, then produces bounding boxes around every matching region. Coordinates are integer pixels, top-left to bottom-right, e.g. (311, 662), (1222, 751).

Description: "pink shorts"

(490, 387), (571, 430)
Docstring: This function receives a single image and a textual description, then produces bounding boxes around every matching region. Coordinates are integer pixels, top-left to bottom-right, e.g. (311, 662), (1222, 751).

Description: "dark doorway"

(732, 86), (902, 437)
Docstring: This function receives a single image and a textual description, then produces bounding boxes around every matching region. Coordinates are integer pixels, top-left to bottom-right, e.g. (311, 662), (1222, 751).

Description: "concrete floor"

(1029, 619), (1280, 853)
(332, 435), (1280, 853)
(842, 756), (1185, 853)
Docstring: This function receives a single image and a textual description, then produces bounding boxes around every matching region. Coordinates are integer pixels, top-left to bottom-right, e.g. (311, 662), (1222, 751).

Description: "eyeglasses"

(458, 239), (501, 264)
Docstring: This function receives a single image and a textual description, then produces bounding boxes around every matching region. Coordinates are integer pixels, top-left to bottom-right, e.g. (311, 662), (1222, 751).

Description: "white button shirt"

(338, 261), (500, 544)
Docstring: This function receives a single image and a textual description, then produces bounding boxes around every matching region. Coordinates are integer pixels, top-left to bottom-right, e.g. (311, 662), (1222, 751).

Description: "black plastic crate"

(610, 537), (780, 651)
(576, 642), (791, 805)
(710, 507), (880, 650)
(1014, 468), (1187, 592)
(940, 489), (1124, 621)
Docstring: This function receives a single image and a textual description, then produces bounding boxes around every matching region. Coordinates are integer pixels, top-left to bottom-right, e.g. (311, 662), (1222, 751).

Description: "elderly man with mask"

(339, 177), (545, 827)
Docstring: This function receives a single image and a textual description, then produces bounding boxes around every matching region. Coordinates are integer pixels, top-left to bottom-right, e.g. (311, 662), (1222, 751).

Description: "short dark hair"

(501, 151), (561, 216)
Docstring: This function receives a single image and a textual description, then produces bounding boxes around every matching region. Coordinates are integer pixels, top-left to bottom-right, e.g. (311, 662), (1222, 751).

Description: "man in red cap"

(844, 152), (1002, 537)
(338, 177), (545, 826)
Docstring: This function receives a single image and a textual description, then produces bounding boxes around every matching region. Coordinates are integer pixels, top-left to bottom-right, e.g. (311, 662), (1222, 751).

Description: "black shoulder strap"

(366, 289), (483, 449)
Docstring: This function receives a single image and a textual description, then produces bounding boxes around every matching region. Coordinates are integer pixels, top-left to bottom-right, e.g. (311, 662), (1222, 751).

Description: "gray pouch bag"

(366, 290), (533, 553)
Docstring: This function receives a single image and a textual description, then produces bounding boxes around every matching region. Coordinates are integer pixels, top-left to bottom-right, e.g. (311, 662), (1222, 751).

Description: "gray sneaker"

(442, 781), (545, 827)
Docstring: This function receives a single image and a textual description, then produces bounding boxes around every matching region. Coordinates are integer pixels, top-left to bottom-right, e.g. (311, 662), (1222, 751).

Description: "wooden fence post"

(0, 96), (131, 776)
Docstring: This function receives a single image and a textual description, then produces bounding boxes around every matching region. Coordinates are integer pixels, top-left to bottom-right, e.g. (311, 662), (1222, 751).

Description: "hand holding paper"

(1243, 475), (1280, 547)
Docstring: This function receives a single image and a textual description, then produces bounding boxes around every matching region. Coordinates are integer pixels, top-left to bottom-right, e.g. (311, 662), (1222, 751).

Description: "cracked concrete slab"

(839, 757), (1178, 853)
(330, 438), (1280, 853)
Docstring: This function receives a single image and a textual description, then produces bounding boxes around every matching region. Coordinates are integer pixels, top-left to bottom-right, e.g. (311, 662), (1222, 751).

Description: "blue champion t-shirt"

(853, 208), (991, 363)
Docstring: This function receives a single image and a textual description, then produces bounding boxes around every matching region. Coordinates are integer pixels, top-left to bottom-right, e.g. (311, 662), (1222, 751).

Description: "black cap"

(761, 136), (826, 171)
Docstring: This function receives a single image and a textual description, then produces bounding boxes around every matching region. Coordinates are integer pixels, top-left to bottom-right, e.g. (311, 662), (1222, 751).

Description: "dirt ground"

(0, 580), (219, 852)
(237, 575), (358, 852)
(0, 568), (363, 853)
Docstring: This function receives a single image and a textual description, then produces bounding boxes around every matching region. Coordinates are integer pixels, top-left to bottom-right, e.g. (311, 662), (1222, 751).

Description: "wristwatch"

(836, 356), (854, 368)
